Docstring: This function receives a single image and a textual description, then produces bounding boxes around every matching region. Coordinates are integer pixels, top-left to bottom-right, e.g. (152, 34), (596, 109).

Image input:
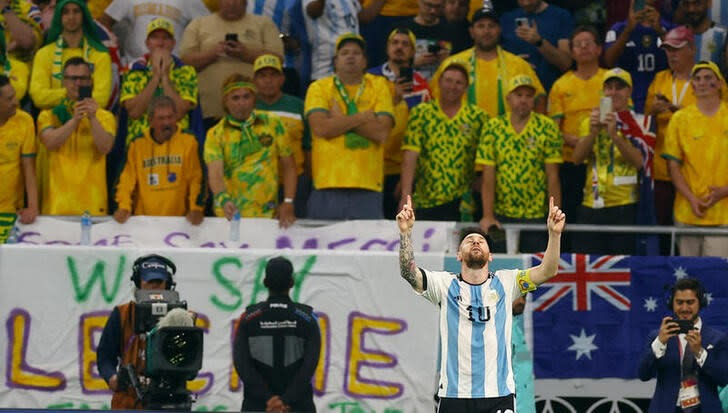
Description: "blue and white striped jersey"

(302, 0), (360, 80)
(419, 268), (522, 399)
(694, 24), (727, 70)
(710, 1), (728, 28)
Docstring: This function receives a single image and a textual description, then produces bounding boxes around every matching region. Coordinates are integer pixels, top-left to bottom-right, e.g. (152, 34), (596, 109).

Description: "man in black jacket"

(233, 256), (321, 412)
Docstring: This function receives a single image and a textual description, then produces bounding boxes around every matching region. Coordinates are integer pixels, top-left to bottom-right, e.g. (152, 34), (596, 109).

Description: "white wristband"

(283, 197), (294, 204)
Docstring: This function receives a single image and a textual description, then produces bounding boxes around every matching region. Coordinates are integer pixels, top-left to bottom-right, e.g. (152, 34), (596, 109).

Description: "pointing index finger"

(549, 196), (554, 212)
(406, 195), (412, 209)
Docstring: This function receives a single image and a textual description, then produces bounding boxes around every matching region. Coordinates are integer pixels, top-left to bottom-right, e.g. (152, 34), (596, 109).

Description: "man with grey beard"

(113, 95), (205, 224)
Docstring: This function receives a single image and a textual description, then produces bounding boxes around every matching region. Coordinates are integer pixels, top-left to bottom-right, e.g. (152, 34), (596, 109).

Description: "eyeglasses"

(63, 75), (91, 82)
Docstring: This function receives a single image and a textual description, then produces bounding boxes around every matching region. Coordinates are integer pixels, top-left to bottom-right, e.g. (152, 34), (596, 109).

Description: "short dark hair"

(63, 57), (92, 73)
(0, 75), (10, 91)
(264, 256), (294, 294)
(571, 25), (602, 46)
(458, 226), (493, 251)
(148, 95), (177, 118)
(442, 62), (469, 83)
(670, 277), (707, 309)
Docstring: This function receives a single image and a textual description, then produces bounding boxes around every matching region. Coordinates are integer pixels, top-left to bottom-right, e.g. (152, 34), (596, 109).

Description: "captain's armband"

(517, 269), (537, 294)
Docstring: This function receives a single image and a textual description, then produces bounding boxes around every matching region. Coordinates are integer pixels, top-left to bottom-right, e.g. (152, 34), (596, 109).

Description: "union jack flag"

(531, 254), (631, 312)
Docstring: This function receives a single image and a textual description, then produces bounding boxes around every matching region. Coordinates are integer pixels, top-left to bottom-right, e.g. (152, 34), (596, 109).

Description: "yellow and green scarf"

(44, 0), (106, 85)
(333, 74), (370, 149)
(469, 46), (507, 116)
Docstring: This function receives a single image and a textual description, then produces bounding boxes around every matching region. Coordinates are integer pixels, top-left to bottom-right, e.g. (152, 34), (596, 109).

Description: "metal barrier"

(455, 223), (728, 255)
(17, 216), (728, 256)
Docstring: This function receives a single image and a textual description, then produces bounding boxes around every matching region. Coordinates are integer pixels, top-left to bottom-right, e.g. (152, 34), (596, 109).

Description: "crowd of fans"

(0, 0), (726, 256)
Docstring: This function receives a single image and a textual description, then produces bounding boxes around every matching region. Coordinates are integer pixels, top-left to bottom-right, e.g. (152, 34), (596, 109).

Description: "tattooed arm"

(396, 195), (424, 293)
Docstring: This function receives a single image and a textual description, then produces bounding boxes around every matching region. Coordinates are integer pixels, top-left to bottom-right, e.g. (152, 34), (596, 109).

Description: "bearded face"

(459, 234), (490, 269)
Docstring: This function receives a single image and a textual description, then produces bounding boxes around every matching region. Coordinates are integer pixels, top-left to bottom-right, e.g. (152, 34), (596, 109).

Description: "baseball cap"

(138, 256), (172, 282)
(470, 7), (499, 25)
(507, 74), (536, 94)
(691, 60), (726, 84)
(387, 27), (416, 48)
(661, 26), (694, 48)
(602, 67), (632, 88)
(147, 17), (174, 38)
(264, 256), (294, 291)
(335, 33), (366, 51)
(254, 54), (283, 73)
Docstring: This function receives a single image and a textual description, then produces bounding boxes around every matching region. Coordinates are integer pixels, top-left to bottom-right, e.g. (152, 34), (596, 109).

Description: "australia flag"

(531, 254), (728, 379)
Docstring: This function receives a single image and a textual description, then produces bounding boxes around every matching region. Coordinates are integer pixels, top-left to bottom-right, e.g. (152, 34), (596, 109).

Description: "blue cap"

(139, 257), (171, 282)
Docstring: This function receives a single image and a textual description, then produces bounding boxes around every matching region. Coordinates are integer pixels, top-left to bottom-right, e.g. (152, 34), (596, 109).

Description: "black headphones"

(131, 254), (177, 290)
(666, 277), (707, 311)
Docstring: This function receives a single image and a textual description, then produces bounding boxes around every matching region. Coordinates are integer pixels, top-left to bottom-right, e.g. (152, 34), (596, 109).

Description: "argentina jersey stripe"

(491, 276), (510, 397)
(445, 279), (461, 396)
(470, 284), (486, 397)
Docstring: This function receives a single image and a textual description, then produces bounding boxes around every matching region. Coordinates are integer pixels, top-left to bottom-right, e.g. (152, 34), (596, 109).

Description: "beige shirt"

(180, 13), (283, 118)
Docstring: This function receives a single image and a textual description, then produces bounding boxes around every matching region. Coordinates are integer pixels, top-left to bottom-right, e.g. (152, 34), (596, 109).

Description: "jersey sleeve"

(98, 110), (117, 137)
(420, 269), (454, 305)
(20, 114), (36, 156)
(547, 78), (564, 119)
(304, 79), (330, 117)
(475, 117), (497, 166)
(662, 110), (683, 163)
(203, 125), (224, 164)
(373, 77), (394, 119)
(401, 104), (425, 152)
(120, 70), (146, 104)
(273, 117), (294, 158)
(543, 118), (563, 164)
(604, 23), (624, 48)
(496, 269), (536, 301)
(172, 65), (199, 105)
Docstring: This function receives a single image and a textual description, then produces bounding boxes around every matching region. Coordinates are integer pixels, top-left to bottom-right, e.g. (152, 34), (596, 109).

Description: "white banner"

(12, 217), (455, 253)
(0, 245), (445, 412)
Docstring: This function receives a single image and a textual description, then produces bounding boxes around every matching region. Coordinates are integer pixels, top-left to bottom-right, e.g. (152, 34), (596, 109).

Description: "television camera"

(118, 289), (204, 411)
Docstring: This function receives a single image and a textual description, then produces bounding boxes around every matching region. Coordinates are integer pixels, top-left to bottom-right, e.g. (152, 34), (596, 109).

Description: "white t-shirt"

(419, 268), (521, 399)
(302, 0), (360, 80)
(104, 0), (210, 65)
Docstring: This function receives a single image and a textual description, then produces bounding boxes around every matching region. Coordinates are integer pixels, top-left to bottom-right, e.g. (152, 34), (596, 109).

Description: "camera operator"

(96, 254), (178, 409)
(638, 277), (728, 412)
(233, 257), (321, 413)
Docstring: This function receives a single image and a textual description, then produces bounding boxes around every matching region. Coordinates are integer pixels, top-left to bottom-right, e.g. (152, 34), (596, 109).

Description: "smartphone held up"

(79, 85), (92, 100)
(599, 96), (612, 123)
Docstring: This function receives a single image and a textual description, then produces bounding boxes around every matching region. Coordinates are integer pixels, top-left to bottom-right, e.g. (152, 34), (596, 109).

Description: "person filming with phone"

(38, 57), (116, 216)
(638, 277), (728, 413)
(571, 68), (655, 255)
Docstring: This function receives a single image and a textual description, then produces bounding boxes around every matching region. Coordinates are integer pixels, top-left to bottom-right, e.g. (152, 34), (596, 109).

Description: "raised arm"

(396, 195), (424, 293)
(527, 196), (565, 285)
